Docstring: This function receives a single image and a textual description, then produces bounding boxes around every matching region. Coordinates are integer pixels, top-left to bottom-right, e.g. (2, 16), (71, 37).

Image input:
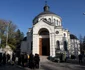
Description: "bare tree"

(0, 19), (8, 37)
(0, 19), (17, 48)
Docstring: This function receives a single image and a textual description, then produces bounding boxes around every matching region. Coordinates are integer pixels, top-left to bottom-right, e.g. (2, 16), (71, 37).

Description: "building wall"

(21, 41), (28, 53)
(70, 39), (80, 57)
(21, 12), (80, 57)
(33, 20), (56, 57)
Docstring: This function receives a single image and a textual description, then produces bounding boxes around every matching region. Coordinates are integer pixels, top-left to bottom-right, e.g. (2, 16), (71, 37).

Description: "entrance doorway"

(39, 38), (50, 56)
(39, 28), (50, 56)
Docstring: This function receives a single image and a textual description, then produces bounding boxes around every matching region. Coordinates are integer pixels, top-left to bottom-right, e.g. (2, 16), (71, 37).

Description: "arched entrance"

(39, 28), (50, 56)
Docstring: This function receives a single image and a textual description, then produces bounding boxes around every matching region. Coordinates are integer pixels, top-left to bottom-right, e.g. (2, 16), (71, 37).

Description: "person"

(34, 54), (40, 68)
(29, 53), (34, 69)
(12, 52), (16, 65)
(21, 53), (24, 67)
(2, 53), (6, 65)
(24, 53), (28, 67)
(78, 53), (83, 63)
(6, 54), (10, 63)
(18, 54), (21, 65)
(0, 53), (2, 65)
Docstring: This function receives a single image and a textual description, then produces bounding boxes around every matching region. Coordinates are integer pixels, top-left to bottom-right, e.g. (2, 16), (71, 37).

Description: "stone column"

(33, 34), (39, 55)
(50, 33), (55, 57)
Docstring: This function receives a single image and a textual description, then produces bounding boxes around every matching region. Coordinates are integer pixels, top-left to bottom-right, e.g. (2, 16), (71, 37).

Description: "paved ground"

(40, 60), (85, 70)
(0, 60), (85, 70)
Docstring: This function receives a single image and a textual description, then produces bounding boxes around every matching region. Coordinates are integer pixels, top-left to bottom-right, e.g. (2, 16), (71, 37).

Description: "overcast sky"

(0, 0), (85, 38)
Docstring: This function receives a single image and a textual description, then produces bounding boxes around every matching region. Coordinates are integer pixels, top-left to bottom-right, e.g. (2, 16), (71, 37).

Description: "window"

(57, 20), (58, 25)
(64, 41), (68, 51)
(54, 19), (56, 23)
(43, 18), (47, 21)
(56, 41), (60, 50)
(56, 31), (59, 34)
(48, 18), (51, 22)
(58, 21), (60, 26)
(64, 33), (66, 37)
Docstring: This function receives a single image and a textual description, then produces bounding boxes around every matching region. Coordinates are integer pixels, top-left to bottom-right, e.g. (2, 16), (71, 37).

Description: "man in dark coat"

(0, 53), (2, 65)
(2, 53), (6, 65)
(12, 53), (16, 65)
(6, 54), (10, 63)
(34, 54), (40, 68)
(78, 54), (83, 63)
(29, 53), (34, 69)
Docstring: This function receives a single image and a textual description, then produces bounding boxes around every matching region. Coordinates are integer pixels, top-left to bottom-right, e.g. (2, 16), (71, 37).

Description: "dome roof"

(33, 4), (61, 24)
(36, 11), (58, 17)
(70, 34), (78, 39)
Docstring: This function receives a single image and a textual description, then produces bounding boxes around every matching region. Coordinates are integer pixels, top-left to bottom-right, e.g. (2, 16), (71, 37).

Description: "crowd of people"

(0, 52), (16, 65)
(0, 52), (40, 69)
(78, 53), (84, 64)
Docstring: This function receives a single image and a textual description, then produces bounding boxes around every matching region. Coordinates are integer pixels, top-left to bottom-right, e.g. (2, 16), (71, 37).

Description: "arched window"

(64, 33), (66, 37)
(56, 41), (60, 50)
(54, 19), (56, 23)
(40, 18), (44, 20)
(58, 21), (60, 26)
(43, 18), (47, 21)
(48, 18), (51, 22)
(64, 41), (67, 51)
(57, 20), (58, 25)
(59, 21), (61, 26)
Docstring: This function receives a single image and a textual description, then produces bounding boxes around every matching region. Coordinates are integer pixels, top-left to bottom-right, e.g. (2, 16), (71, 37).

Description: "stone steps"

(40, 56), (49, 62)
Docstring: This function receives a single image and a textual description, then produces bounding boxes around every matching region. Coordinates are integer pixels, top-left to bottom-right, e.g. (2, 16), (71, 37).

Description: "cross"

(45, 0), (47, 5)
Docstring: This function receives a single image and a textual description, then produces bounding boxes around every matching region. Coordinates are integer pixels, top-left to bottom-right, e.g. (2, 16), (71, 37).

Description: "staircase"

(40, 56), (49, 62)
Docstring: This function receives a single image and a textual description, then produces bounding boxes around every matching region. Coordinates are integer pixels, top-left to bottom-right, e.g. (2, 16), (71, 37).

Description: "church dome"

(70, 34), (78, 39)
(33, 4), (61, 24)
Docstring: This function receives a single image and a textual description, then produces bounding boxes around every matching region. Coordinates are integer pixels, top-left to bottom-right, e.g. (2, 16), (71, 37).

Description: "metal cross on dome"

(45, 0), (47, 5)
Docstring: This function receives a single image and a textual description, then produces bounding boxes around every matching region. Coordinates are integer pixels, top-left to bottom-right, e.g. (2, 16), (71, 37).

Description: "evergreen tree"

(15, 29), (24, 57)
(15, 29), (24, 47)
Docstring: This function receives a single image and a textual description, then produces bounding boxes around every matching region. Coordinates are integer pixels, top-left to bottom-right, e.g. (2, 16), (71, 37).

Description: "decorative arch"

(36, 25), (52, 34)
(38, 28), (50, 56)
(38, 28), (49, 35)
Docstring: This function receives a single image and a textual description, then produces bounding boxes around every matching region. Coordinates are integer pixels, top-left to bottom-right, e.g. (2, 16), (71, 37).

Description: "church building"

(21, 4), (80, 57)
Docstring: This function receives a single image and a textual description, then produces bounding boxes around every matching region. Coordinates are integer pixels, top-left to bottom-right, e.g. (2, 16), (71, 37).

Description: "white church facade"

(21, 4), (80, 57)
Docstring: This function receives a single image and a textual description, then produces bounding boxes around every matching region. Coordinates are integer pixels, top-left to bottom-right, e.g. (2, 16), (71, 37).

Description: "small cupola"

(43, 2), (50, 12)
